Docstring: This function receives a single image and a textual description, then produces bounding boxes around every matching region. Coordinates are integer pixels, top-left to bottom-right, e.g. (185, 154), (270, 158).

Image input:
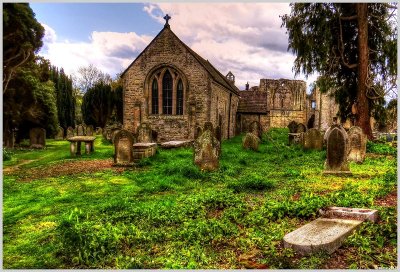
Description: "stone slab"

(67, 136), (96, 142)
(160, 140), (193, 149)
(319, 207), (378, 222)
(283, 218), (363, 255)
(133, 142), (157, 148)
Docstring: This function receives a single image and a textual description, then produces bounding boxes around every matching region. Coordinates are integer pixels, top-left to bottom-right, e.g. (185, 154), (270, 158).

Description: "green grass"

(3, 128), (397, 269)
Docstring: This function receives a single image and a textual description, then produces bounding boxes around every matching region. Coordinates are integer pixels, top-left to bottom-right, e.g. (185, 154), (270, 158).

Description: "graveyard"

(2, 128), (397, 269)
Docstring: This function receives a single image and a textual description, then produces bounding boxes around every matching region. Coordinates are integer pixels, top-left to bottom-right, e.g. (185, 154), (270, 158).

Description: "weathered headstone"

(86, 125), (94, 136)
(288, 120), (298, 133)
(303, 128), (323, 150)
(137, 122), (153, 143)
(113, 129), (135, 166)
(324, 125), (351, 174)
(249, 120), (263, 139)
(66, 127), (74, 139)
(296, 123), (307, 133)
(193, 122), (220, 171)
(347, 126), (367, 163)
(55, 127), (64, 140)
(29, 127), (46, 148)
(76, 124), (85, 136)
(95, 127), (103, 135)
(111, 128), (121, 143)
(242, 132), (260, 151)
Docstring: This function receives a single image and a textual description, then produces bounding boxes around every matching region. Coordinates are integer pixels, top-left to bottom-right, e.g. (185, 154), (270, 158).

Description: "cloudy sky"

(31, 2), (319, 91)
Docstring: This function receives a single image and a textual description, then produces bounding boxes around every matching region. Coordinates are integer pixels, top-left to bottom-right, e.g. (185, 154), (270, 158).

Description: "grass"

(2, 128), (397, 269)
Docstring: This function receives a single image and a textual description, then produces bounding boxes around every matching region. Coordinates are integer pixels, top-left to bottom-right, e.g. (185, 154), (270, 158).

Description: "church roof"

(121, 25), (239, 95)
(237, 90), (268, 114)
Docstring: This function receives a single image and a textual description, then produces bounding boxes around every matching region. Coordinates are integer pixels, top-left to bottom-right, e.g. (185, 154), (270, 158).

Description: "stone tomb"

(302, 128), (323, 150)
(29, 127), (46, 148)
(242, 132), (260, 151)
(55, 127), (64, 140)
(113, 129), (135, 166)
(76, 124), (85, 136)
(283, 207), (378, 255)
(193, 122), (221, 171)
(132, 143), (157, 162)
(86, 125), (94, 136)
(66, 127), (74, 139)
(249, 120), (263, 139)
(347, 126), (367, 163)
(324, 125), (351, 175)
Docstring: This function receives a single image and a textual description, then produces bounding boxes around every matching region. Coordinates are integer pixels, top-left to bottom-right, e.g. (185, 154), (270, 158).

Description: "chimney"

(245, 82), (249, 91)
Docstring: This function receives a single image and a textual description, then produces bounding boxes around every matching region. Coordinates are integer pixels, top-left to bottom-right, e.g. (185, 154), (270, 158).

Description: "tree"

(3, 3), (44, 93)
(74, 64), (112, 93)
(81, 82), (114, 128)
(282, 3), (397, 139)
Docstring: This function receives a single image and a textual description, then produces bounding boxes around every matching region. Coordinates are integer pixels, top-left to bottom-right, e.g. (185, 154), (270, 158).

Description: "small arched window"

(162, 71), (173, 115)
(176, 79), (184, 115)
(151, 79), (158, 114)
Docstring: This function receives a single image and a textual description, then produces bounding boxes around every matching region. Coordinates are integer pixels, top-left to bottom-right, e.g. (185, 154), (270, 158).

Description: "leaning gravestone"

(113, 129), (135, 166)
(303, 128), (323, 150)
(137, 123), (153, 143)
(347, 126), (367, 163)
(193, 122), (220, 171)
(288, 121), (298, 133)
(86, 125), (94, 136)
(249, 120), (263, 139)
(76, 124), (85, 136)
(324, 125), (351, 174)
(29, 127), (46, 149)
(296, 123), (307, 133)
(55, 127), (64, 140)
(66, 127), (74, 139)
(242, 132), (260, 151)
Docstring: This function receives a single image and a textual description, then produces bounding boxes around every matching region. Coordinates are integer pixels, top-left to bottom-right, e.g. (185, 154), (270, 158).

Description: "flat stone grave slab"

(160, 140), (193, 149)
(283, 207), (378, 255)
(132, 142), (157, 162)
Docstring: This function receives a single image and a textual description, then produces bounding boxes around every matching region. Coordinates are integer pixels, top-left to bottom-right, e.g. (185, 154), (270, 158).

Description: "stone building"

(121, 16), (239, 142)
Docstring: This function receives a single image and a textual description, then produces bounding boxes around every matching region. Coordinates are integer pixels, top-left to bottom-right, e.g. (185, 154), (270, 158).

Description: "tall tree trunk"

(356, 3), (373, 139)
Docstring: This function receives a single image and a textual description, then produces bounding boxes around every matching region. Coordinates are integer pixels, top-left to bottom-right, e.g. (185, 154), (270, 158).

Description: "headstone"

(55, 127), (64, 140)
(66, 127), (74, 139)
(111, 128), (121, 143)
(347, 126), (367, 163)
(86, 125), (94, 136)
(113, 129), (135, 166)
(193, 122), (220, 171)
(324, 125), (351, 174)
(136, 123), (153, 143)
(303, 128), (323, 150)
(288, 121), (298, 133)
(76, 124), (85, 136)
(95, 127), (103, 135)
(29, 127), (46, 148)
(296, 123), (307, 133)
(249, 120), (263, 139)
(242, 132), (260, 151)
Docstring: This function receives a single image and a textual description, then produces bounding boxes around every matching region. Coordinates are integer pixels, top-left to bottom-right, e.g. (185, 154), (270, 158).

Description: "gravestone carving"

(29, 127), (46, 148)
(193, 122), (220, 171)
(66, 127), (74, 139)
(288, 121), (298, 133)
(76, 124), (85, 136)
(86, 125), (94, 136)
(242, 132), (260, 151)
(55, 127), (64, 140)
(324, 125), (351, 174)
(137, 122), (153, 143)
(347, 126), (367, 163)
(303, 128), (323, 150)
(249, 120), (263, 139)
(113, 129), (135, 166)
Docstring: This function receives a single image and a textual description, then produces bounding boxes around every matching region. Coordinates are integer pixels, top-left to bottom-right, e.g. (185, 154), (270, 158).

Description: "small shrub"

(3, 148), (13, 161)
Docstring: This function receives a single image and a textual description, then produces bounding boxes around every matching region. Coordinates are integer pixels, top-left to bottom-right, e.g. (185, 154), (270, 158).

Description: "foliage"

(3, 148), (13, 161)
(366, 141), (396, 155)
(74, 64), (112, 93)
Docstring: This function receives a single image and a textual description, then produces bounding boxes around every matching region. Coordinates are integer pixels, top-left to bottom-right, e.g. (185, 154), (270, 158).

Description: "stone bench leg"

(76, 142), (82, 155)
(70, 142), (76, 156)
(85, 142), (91, 154)
(90, 142), (94, 152)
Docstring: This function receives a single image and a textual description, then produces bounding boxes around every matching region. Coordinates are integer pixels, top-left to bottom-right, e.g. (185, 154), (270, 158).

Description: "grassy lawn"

(2, 128), (397, 269)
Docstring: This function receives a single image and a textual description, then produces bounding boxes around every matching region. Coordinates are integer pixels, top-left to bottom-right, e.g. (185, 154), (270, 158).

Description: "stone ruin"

(113, 129), (135, 166)
(29, 127), (46, 149)
(76, 124), (85, 136)
(193, 122), (221, 171)
(249, 120), (263, 140)
(302, 128), (323, 151)
(242, 132), (260, 151)
(347, 126), (367, 163)
(86, 125), (94, 136)
(66, 127), (74, 139)
(324, 125), (351, 174)
(288, 121), (304, 145)
(55, 127), (64, 140)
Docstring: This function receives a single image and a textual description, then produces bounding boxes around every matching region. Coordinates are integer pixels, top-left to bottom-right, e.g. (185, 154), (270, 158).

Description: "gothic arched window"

(151, 79), (158, 114)
(162, 71), (173, 115)
(176, 79), (184, 115)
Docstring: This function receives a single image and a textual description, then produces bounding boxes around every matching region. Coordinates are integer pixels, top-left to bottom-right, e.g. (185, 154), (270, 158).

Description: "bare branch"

(338, 18), (358, 69)
(3, 51), (31, 94)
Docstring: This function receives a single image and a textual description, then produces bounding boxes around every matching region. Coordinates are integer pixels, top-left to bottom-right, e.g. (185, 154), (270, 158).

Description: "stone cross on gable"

(164, 14), (171, 26)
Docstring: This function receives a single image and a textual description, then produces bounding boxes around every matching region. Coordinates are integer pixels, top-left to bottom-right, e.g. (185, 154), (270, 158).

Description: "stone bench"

(67, 136), (96, 156)
(132, 142), (157, 161)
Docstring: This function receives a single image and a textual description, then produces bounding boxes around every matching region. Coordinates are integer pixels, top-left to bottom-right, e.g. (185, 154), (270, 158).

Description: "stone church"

(121, 16), (239, 142)
(121, 16), (336, 142)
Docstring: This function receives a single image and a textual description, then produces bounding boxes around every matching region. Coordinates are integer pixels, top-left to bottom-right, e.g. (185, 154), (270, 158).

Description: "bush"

(366, 141), (396, 155)
(3, 148), (13, 161)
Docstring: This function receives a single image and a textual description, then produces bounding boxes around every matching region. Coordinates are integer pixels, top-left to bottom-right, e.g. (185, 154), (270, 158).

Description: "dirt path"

(3, 160), (36, 174)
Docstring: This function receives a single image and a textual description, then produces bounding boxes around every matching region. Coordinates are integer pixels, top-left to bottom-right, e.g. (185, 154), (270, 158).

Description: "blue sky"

(30, 2), (319, 90)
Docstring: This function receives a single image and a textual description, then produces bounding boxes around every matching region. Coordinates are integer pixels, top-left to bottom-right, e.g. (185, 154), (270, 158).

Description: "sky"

(30, 2), (319, 91)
